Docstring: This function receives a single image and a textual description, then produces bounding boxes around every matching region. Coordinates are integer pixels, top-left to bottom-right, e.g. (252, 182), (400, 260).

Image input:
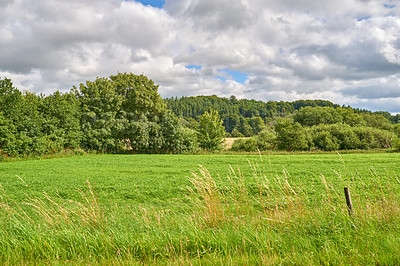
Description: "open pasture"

(1, 153), (400, 204)
(0, 153), (399, 264)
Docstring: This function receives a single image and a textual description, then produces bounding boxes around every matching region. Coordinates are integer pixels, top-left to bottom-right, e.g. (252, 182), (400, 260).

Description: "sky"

(1, 0), (400, 113)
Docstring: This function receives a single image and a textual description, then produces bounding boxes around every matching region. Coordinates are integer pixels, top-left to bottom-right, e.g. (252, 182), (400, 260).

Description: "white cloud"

(0, 0), (400, 112)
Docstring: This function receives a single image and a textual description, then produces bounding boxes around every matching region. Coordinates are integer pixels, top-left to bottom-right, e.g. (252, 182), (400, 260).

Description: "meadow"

(0, 153), (399, 264)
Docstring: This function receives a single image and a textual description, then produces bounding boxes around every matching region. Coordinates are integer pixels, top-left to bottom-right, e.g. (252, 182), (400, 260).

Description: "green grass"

(0, 153), (400, 264)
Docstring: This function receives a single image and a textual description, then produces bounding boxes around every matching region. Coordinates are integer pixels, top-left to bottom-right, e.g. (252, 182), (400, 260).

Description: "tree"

(361, 113), (393, 130)
(76, 76), (123, 151)
(40, 91), (82, 149)
(0, 112), (17, 155)
(76, 73), (194, 153)
(223, 114), (240, 133)
(336, 108), (365, 126)
(274, 118), (310, 151)
(293, 106), (342, 126)
(111, 73), (166, 120)
(249, 116), (266, 134)
(255, 127), (276, 150)
(0, 77), (24, 121)
(0, 78), (22, 155)
(198, 109), (225, 151)
(231, 127), (244, 137)
(311, 129), (340, 151)
(238, 117), (253, 137)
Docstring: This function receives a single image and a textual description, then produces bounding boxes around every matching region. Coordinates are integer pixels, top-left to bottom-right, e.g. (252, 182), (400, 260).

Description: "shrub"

(310, 124), (395, 151)
(254, 128), (277, 150)
(274, 118), (310, 151)
(197, 109), (225, 151)
(231, 138), (258, 152)
(312, 130), (340, 151)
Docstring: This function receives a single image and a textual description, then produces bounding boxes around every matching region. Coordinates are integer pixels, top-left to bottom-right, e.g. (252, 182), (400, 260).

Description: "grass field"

(0, 153), (399, 264)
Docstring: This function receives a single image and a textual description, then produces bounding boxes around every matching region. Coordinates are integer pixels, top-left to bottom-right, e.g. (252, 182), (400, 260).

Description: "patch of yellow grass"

(224, 137), (250, 149)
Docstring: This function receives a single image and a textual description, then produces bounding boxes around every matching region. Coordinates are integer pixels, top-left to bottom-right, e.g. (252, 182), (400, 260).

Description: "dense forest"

(165, 95), (400, 136)
(1, 74), (400, 158)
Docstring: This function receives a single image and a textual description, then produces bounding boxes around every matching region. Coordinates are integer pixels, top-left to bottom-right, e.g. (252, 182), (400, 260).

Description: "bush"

(310, 124), (395, 151)
(395, 138), (400, 151)
(197, 109), (225, 151)
(231, 128), (244, 138)
(254, 128), (276, 150)
(231, 128), (277, 152)
(174, 127), (199, 153)
(274, 118), (310, 151)
(312, 130), (340, 151)
(231, 138), (258, 152)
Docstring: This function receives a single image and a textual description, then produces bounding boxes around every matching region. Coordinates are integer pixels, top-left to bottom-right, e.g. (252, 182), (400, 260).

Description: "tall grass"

(0, 160), (399, 264)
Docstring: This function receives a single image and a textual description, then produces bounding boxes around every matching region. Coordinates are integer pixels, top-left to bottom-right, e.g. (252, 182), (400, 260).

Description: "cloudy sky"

(1, 0), (400, 113)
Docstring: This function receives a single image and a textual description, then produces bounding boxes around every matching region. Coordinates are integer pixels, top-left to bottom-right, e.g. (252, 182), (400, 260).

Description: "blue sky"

(1, 0), (400, 113)
(216, 69), (249, 84)
(186, 65), (249, 84)
(134, 0), (165, 8)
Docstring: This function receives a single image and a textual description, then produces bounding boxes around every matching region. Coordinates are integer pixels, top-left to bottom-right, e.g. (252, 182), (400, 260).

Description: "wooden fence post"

(344, 187), (353, 215)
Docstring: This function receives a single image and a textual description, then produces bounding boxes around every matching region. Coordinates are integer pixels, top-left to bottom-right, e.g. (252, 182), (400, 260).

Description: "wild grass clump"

(0, 159), (399, 264)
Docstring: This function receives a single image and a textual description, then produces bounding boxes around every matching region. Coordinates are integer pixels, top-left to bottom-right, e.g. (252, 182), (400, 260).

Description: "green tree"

(274, 118), (310, 151)
(231, 138), (258, 152)
(249, 116), (266, 134)
(311, 129), (340, 151)
(336, 108), (366, 126)
(198, 109), (225, 151)
(76, 76), (122, 151)
(294, 106), (342, 126)
(231, 127), (244, 137)
(40, 91), (82, 149)
(76, 73), (194, 153)
(238, 117), (253, 137)
(111, 73), (166, 120)
(0, 112), (17, 156)
(0, 77), (24, 121)
(361, 113), (393, 130)
(255, 127), (276, 150)
(0, 78), (22, 155)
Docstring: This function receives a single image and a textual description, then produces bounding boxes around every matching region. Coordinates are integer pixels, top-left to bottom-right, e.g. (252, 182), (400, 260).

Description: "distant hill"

(165, 95), (340, 119)
(165, 95), (400, 137)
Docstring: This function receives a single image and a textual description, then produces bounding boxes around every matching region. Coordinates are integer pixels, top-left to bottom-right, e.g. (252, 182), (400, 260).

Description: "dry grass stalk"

(0, 178), (103, 228)
(188, 165), (226, 227)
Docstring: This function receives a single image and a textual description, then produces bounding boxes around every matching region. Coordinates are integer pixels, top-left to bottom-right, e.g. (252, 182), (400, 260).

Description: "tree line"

(0, 74), (210, 158)
(1, 74), (400, 158)
(165, 95), (400, 137)
(167, 95), (400, 152)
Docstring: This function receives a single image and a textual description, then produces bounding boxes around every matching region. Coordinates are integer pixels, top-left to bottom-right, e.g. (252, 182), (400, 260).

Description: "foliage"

(255, 127), (277, 150)
(40, 91), (82, 149)
(0, 74), (200, 156)
(75, 73), (191, 153)
(197, 109), (225, 150)
(165, 95), (340, 121)
(231, 127), (244, 137)
(274, 118), (310, 151)
(294, 106), (367, 127)
(231, 127), (276, 152)
(76, 76), (123, 151)
(167, 95), (399, 145)
(310, 124), (395, 151)
(1, 75), (400, 156)
(361, 113), (393, 130)
(0, 78), (83, 156)
(293, 106), (342, 126)
(231, 138), (258, 152)
(167, 96), (343, 136)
